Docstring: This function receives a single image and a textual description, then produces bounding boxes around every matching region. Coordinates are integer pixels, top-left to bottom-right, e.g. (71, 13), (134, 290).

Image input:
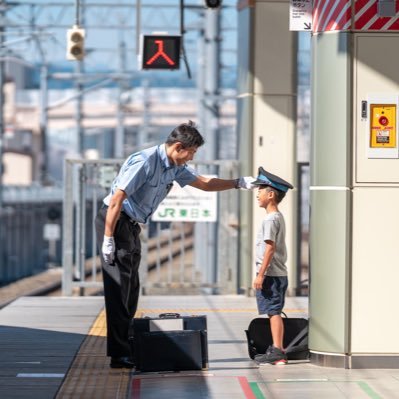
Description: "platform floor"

(1, 295), (399, 398)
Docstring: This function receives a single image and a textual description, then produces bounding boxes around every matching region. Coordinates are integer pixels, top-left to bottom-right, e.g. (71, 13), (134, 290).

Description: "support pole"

(0, 1), (5, 211)
(39, 63), (49, 183)
(203, 7), (221, 291)
(115, 37), (128, 158)
(0, 1), (5, 269)
(75, 0), (84, 157)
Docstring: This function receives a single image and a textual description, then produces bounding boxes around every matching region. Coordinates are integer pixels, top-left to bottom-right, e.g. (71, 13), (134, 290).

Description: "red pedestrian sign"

(141, 35), (181, 70)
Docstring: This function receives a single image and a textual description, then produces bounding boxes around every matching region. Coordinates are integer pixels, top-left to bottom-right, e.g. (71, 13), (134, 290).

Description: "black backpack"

(245, 314), (309, 360)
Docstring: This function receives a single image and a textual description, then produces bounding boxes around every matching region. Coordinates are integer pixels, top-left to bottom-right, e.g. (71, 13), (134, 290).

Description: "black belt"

(101, 204), (138, 225)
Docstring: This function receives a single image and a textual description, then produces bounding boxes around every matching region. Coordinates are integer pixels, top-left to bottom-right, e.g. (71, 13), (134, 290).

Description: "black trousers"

(95, 207), (141, 357)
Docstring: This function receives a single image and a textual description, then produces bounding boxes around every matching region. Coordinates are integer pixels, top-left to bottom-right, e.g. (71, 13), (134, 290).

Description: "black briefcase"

(245, 314), (309, 361)
(129, 313), (208, 372)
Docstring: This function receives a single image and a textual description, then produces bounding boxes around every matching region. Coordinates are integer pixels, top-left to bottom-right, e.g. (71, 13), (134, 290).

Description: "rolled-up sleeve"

(174, 165), (198, 187)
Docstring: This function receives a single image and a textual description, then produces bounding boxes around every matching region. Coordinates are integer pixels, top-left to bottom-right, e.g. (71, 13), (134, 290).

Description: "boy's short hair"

(166, 120), (205, 148)
(265, 186), (286, 204)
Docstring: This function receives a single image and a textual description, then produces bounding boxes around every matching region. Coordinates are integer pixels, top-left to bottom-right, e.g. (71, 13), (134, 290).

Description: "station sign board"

(152, 177), (217, 222)
(289, 0), (312, 31)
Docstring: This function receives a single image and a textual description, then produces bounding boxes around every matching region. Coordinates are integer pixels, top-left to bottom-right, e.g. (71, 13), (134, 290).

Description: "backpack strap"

(284, 325), (308, 353)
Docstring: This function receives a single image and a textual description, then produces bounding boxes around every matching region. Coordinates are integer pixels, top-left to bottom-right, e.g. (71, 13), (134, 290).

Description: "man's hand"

(238, 176), (256, 190)
(102, 235), (115, 265)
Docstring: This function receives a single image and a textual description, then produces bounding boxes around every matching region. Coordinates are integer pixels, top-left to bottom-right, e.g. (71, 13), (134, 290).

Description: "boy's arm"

(253, 240), (275, 290)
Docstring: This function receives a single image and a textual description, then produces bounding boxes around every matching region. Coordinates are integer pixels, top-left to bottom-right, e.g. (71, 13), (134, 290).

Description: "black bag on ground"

(129, 313), (208, 372)
(245, 314), (309, 361)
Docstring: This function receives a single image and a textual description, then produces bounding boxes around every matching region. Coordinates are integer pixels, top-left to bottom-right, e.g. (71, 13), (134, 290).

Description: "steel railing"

(62, 158), (240, 296)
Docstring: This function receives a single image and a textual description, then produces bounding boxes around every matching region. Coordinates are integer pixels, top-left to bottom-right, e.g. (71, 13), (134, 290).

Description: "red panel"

(323, 0), (351, 31)
(354, 0), (399, 31)
(355, 0), (378, 29)
(313, 0), (399, 32)
(313, 0), (351, 32)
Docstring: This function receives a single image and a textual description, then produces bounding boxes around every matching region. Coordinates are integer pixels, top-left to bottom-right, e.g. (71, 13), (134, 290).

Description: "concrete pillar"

(310, 0), (399, 368)
(237, 0), (298, 294)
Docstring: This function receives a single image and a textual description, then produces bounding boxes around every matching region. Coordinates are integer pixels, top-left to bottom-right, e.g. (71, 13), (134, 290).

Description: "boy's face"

(256, 186), (274, 208)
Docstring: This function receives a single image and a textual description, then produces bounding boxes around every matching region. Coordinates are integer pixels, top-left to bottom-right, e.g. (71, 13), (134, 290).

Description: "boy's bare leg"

(270, 314), (284, 350)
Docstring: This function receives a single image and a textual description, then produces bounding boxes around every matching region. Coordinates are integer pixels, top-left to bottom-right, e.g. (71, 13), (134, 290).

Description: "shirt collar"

(158, 143), (172, 170)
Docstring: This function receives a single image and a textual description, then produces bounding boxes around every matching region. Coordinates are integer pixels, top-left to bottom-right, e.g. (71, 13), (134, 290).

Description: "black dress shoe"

(110, 356), (135, 369)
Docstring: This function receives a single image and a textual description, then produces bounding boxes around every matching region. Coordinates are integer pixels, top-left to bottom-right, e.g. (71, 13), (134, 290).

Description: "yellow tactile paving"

(87, 309), (107, 337)
(56, 309), (130, 399)
(57, 303), (308, 398)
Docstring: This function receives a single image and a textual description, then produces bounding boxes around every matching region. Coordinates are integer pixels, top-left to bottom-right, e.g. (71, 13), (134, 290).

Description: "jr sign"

(152, 179), (217, 222)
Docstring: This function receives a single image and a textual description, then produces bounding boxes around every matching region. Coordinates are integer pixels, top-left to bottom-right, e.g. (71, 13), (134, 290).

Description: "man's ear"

(174, 142), (183, 152)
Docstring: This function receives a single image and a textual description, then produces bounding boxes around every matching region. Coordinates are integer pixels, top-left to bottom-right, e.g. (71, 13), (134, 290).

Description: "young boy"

(251, 167), (293, 365)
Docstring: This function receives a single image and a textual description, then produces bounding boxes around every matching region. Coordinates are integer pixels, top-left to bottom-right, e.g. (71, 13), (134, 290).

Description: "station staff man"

(95, 120), (254, 368)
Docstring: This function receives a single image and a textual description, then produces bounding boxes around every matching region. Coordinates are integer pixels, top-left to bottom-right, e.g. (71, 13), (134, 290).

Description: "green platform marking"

(357, 381), (382, 399)
(251, 379), (382, 399)
(249, 382), (266, 399)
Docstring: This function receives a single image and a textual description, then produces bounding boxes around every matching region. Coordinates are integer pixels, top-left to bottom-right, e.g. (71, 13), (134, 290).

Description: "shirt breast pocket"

(148, 174), (160, 187)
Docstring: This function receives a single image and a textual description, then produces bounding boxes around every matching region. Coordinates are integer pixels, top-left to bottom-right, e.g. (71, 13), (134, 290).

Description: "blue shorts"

(256, 276), (288, 316)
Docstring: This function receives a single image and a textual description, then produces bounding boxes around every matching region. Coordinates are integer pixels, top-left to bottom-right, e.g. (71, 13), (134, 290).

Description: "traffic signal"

(203, 0), (222, 8)
(141, 35), (181, 70)
(66, 26), (85, 61)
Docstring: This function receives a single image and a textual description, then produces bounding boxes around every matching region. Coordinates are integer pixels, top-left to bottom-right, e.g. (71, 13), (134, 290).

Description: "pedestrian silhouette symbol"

(146, 40), (175, 66)
(141, 35), (181, 70)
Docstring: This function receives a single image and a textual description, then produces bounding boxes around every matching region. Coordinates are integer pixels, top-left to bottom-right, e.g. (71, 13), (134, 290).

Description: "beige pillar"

(237, 0), (298, 295)
(310, 0), (399, 368)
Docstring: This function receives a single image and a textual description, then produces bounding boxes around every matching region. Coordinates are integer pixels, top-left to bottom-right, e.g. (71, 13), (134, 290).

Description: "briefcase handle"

(159, 312), (180, 319)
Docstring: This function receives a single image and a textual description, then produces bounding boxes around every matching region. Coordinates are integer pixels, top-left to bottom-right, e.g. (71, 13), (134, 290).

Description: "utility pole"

(29, 2), (50, 184)
(138, 78), (150, 150)
(206, 7), (221, 291)
(194, 7), (221, 292)
(204, 8), (220, 162)
(0, 1), (5, 270)
(0, 1), (5, 211)
(115, 37), (127, 158)
(39, 62), (49, 182)
(75, 0), (84, 157)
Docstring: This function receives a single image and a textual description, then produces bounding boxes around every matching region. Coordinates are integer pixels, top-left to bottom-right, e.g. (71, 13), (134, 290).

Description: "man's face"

(170, 144), (198, 165)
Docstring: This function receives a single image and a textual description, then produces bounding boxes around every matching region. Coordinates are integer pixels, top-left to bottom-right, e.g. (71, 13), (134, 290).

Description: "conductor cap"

(251, 167), (294, 193)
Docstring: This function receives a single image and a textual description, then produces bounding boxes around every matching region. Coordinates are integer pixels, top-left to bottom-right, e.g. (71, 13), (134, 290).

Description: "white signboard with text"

(152, 177), (217, 222)
(289, 0), (312, 31)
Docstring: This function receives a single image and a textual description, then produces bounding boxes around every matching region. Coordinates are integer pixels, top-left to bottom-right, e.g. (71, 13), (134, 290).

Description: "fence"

(0, 186), (63, 284)
(0, 161), (310, 295)
(62, 158), (240, 296)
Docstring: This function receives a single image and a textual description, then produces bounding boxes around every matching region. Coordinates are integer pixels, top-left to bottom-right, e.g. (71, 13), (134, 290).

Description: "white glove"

(238, 176), (256, 190)
(102, 235), (115, 265)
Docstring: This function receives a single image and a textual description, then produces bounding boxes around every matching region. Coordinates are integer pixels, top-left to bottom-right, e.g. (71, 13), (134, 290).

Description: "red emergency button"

(379, 116), (388, 126)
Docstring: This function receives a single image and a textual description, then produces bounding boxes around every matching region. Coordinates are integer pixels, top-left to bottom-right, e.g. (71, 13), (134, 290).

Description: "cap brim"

(251, 179), (270, 186)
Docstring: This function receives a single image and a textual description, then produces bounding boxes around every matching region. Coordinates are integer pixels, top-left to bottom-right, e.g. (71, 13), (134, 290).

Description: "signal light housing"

(204, 0), (222, 8)
(66, 26), (85, 61)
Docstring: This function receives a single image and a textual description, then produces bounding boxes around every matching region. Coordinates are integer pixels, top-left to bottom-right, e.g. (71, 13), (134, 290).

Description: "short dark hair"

(165, 120), (205, 148)
(265, 186), (286, 203)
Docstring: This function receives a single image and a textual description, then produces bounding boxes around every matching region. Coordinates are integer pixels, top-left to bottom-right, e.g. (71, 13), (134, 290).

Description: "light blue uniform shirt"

(103, 144), (198, 223)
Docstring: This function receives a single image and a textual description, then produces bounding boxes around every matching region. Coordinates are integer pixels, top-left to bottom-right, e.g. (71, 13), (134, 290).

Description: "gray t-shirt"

(255, 211), (287, 276)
